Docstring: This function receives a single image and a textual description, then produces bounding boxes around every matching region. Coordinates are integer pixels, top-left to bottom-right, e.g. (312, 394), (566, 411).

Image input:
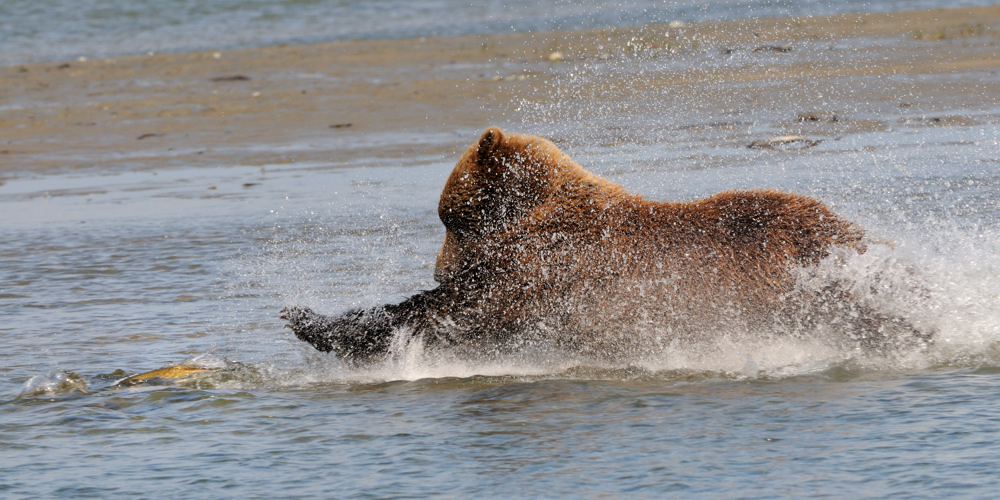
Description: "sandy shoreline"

(1, 6), (998, 179)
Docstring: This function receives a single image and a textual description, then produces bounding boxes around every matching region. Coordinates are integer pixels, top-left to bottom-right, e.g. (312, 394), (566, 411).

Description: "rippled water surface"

(5, 107), (1000, 495)
(5, 5), (1000, 497)
(2, 0), (998, 63)
(7, 368), (1000, 497)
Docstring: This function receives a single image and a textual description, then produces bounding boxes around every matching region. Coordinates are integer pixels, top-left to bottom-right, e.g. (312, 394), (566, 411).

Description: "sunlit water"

(5, 108), (1000, 495)
(5, 4), (1000, 498)
(1, 0), (998, 64)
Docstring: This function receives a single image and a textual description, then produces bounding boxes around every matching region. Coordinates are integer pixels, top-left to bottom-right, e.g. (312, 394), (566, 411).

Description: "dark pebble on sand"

(211, 75), (251, 82)
(753, 45), (793, 53)
(797, 112), (839, 123)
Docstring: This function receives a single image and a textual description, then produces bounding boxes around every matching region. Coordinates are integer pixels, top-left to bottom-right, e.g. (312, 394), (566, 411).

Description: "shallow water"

(4, 105), (1000, 495)
(2, 0), (998, 64)
(5, 9), (1000, 499)
(7, 367), (1000, 497)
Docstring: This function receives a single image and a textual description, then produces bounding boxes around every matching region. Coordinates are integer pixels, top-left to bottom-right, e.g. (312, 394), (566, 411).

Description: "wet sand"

(1, 6), (999, 178)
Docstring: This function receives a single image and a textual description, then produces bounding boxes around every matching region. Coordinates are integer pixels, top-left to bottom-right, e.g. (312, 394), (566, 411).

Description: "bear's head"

(435, 127), (568, 282)
(438, 127), (570, 233)
(434, 127), (630, 283)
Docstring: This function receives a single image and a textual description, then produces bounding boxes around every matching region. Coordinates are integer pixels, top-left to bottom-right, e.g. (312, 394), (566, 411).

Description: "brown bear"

(281, 127), (927, 362)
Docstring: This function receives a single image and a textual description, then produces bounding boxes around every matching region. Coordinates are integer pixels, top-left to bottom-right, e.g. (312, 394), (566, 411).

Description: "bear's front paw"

(280, 306), (312, 326)
(280, 306), (337, 353)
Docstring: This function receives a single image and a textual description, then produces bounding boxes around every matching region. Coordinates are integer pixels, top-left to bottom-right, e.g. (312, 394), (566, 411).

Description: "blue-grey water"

(4, 1), (1000, 498)
(1, 0), (999, 64)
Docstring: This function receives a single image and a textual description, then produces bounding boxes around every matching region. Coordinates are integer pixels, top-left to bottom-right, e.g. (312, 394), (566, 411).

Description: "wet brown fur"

(283, 127), (874, 362)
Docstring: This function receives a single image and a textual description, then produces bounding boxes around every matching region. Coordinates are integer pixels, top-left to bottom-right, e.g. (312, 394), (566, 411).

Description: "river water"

(4, 1), (1000, 498)
(2, 0), (999, 64)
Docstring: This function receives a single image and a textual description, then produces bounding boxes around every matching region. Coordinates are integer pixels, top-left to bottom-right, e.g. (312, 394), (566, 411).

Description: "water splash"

(18, 371), (88, 397)
(242, 179), (1000, 385)
(204, 9), (1000, 386)
(221, 167), (1000, 386)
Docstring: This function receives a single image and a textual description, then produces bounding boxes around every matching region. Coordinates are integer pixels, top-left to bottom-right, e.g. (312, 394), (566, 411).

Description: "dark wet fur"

(281, 306), (395, 361)
(281, 128), (935, 362)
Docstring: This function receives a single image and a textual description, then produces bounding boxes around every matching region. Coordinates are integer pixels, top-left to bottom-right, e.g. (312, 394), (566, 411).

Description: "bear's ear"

(476, 127), (504, 166)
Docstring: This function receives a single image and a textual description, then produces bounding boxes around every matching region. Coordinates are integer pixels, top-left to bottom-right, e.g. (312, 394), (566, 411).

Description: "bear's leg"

(778, 285), (936, 351)
(280, 306), (397, 362)
(846, 303), (935, 351)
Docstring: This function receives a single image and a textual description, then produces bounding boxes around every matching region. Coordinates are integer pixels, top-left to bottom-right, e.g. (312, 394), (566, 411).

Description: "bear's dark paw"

(280, 306), (338, 353)
(842, 309), (936, 353)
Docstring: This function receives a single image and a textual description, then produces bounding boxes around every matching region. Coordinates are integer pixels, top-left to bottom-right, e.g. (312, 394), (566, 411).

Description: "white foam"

(257, 224), (1000, 385)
